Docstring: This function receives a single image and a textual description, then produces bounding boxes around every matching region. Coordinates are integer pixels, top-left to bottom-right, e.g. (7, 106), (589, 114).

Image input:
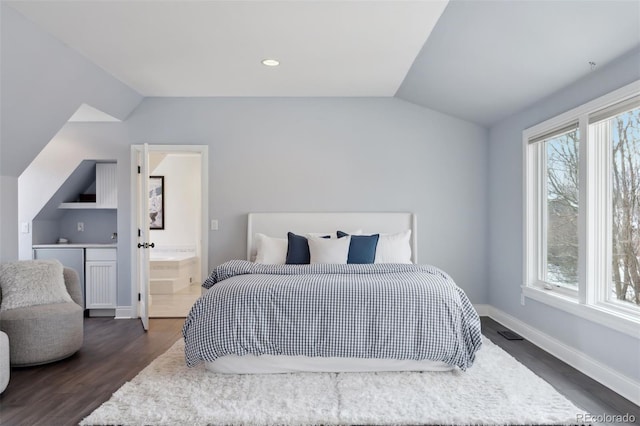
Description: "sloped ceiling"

(6, 0), (640, 127)
(396, 0), (640, 126)
(0, 3), (142, 177)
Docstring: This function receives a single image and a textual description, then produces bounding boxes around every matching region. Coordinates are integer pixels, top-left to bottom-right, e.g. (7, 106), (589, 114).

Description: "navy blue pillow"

(337, 231), (379, 264)
(285, 232), (330, 264)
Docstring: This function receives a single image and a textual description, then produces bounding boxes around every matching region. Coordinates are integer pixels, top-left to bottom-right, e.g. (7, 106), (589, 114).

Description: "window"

(545, 127), (580, 290)
(524, 81), (640, 335)
(593, 104), (640, 310)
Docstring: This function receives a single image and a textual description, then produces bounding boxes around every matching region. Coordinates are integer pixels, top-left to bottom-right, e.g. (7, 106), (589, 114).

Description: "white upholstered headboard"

(247, 212), (418, 263)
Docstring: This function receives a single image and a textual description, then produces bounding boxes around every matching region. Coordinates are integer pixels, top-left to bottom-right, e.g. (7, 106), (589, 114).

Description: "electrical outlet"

(520, 293), (525, 306)
(77, 222), (84, 232)
(210, 219), (219, 230)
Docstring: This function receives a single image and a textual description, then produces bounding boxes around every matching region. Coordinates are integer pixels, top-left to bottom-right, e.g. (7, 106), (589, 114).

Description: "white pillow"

(307, 235), (351, 264)
(307, 232), (334, 239)
(307, 230), (362, 239)
(0, 259), (73, 311)
(254, 233), (288, 264)
(374, 230), (412, 264)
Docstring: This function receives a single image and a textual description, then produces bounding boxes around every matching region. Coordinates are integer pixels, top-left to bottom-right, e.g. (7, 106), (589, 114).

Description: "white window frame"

(523, 80), (640, 338)
(526, 124), (581, 297)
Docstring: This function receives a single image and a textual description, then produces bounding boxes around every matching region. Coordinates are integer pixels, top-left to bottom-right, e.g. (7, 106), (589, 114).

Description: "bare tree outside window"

(546, 130), (579, 288)
(544, 108), (640, 307)
(610, 107), (640, 307)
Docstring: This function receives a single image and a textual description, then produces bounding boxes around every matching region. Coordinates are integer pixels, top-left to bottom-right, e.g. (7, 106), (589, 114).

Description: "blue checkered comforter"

(182, 260), (482, 370)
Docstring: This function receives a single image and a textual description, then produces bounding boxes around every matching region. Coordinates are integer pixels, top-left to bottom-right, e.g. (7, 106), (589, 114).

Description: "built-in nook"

(31, 160), (118, 317)
(31, 160), (117, 246)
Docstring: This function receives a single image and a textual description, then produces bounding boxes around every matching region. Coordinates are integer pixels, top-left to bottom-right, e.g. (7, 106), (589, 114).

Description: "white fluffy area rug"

(81, 338), (584, 426)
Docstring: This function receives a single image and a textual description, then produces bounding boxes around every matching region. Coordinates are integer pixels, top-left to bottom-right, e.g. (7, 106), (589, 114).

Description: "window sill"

(522, 285), (640, 339)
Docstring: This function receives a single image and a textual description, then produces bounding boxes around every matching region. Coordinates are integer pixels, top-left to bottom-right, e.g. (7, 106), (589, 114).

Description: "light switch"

(21, 222), (29, 233)
(210, 219), (219, 231)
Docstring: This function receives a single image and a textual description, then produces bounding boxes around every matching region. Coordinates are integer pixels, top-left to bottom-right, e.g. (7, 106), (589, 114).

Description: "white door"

(136, 143), (151, 330)
(131, 144), (209, 327)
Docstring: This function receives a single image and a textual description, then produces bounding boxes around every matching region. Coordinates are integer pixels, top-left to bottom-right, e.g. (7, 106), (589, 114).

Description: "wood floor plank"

(0, 316), (637, 426)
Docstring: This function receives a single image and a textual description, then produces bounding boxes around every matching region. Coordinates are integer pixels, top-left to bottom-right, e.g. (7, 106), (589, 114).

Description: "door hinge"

(138, 293), (141, 301)
(138, 228), (141, 237)
(137, 166), (141, 174)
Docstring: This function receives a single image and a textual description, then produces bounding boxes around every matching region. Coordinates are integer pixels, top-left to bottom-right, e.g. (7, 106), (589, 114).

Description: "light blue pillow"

(337, 231), (379, 264)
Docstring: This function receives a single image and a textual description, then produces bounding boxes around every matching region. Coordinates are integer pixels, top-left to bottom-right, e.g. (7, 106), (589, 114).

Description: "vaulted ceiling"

(7, 0), (640, 127)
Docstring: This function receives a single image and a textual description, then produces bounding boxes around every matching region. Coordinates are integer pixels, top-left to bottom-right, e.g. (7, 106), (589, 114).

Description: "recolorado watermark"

(577, 413), (635, 423)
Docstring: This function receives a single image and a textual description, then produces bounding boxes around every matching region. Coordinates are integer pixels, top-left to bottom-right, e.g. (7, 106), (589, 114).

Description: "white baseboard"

(484, 305), (640, 407)
(115, 306), (134, 319)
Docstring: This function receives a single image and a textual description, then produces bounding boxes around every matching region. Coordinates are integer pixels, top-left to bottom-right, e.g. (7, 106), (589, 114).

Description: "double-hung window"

(524, 81), (640, 335)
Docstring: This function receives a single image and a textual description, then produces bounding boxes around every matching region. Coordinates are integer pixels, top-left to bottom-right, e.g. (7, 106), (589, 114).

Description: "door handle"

(137, 242), (156, 249)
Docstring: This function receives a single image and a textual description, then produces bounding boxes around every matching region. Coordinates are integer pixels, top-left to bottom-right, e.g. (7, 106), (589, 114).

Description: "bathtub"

(149, 247), (200, 294)
(150, 252), (196, 262)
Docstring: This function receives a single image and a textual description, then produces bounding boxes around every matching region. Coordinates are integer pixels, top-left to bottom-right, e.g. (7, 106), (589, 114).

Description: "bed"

(182, 212), (482, 374)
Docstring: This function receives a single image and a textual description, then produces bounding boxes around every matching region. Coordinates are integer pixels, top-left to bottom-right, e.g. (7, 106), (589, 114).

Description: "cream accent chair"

(0, 267), (84, 367)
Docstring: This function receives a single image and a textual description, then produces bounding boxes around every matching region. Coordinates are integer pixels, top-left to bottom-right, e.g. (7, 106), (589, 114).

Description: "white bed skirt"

(205, 354), (453, 374)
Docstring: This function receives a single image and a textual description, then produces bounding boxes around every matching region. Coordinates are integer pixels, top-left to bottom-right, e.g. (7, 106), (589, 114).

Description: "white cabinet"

(96, 163), (117, 208)
(85, 248), (117, 309)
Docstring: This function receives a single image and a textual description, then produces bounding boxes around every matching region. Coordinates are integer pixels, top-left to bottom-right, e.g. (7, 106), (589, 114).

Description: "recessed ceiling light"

(262, 59), (280, 67)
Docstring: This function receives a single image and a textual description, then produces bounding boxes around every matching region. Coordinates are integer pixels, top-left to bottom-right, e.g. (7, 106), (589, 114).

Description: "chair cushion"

(0, 331), (8, 393)
(0, 302), (83, 366)
(0, 260), (72, 312)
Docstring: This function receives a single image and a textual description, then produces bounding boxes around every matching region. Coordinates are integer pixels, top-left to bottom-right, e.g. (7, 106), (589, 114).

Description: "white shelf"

(58, 202), (98, 209)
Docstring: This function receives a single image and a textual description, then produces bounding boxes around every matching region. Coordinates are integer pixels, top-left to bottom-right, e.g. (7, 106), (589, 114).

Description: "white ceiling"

(8, 0), (448, 97)
(6, 0), (640, 126)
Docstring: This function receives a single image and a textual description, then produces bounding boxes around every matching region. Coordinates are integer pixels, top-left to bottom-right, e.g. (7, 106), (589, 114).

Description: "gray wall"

(32, 219), (61, 247)
(32, 213), (115, 247)
(56, 97), (490, 307)
(57, 210), (117, 245)
(488, 47), (640, 382)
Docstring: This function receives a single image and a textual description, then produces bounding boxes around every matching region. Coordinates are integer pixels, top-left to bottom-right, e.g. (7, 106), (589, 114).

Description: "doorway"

(131, 145), (208, 325)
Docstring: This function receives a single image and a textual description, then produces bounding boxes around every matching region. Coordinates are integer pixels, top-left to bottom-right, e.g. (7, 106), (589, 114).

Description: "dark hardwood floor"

(0, 318), (183, 426)
(0, 317), (637, 426)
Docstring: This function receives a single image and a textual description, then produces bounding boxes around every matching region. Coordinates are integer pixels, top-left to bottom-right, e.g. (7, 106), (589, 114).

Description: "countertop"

(33, 243), (117, 249)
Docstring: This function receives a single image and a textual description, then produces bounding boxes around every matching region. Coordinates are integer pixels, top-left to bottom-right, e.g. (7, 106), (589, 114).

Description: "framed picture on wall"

(149, 176), (164, 230)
